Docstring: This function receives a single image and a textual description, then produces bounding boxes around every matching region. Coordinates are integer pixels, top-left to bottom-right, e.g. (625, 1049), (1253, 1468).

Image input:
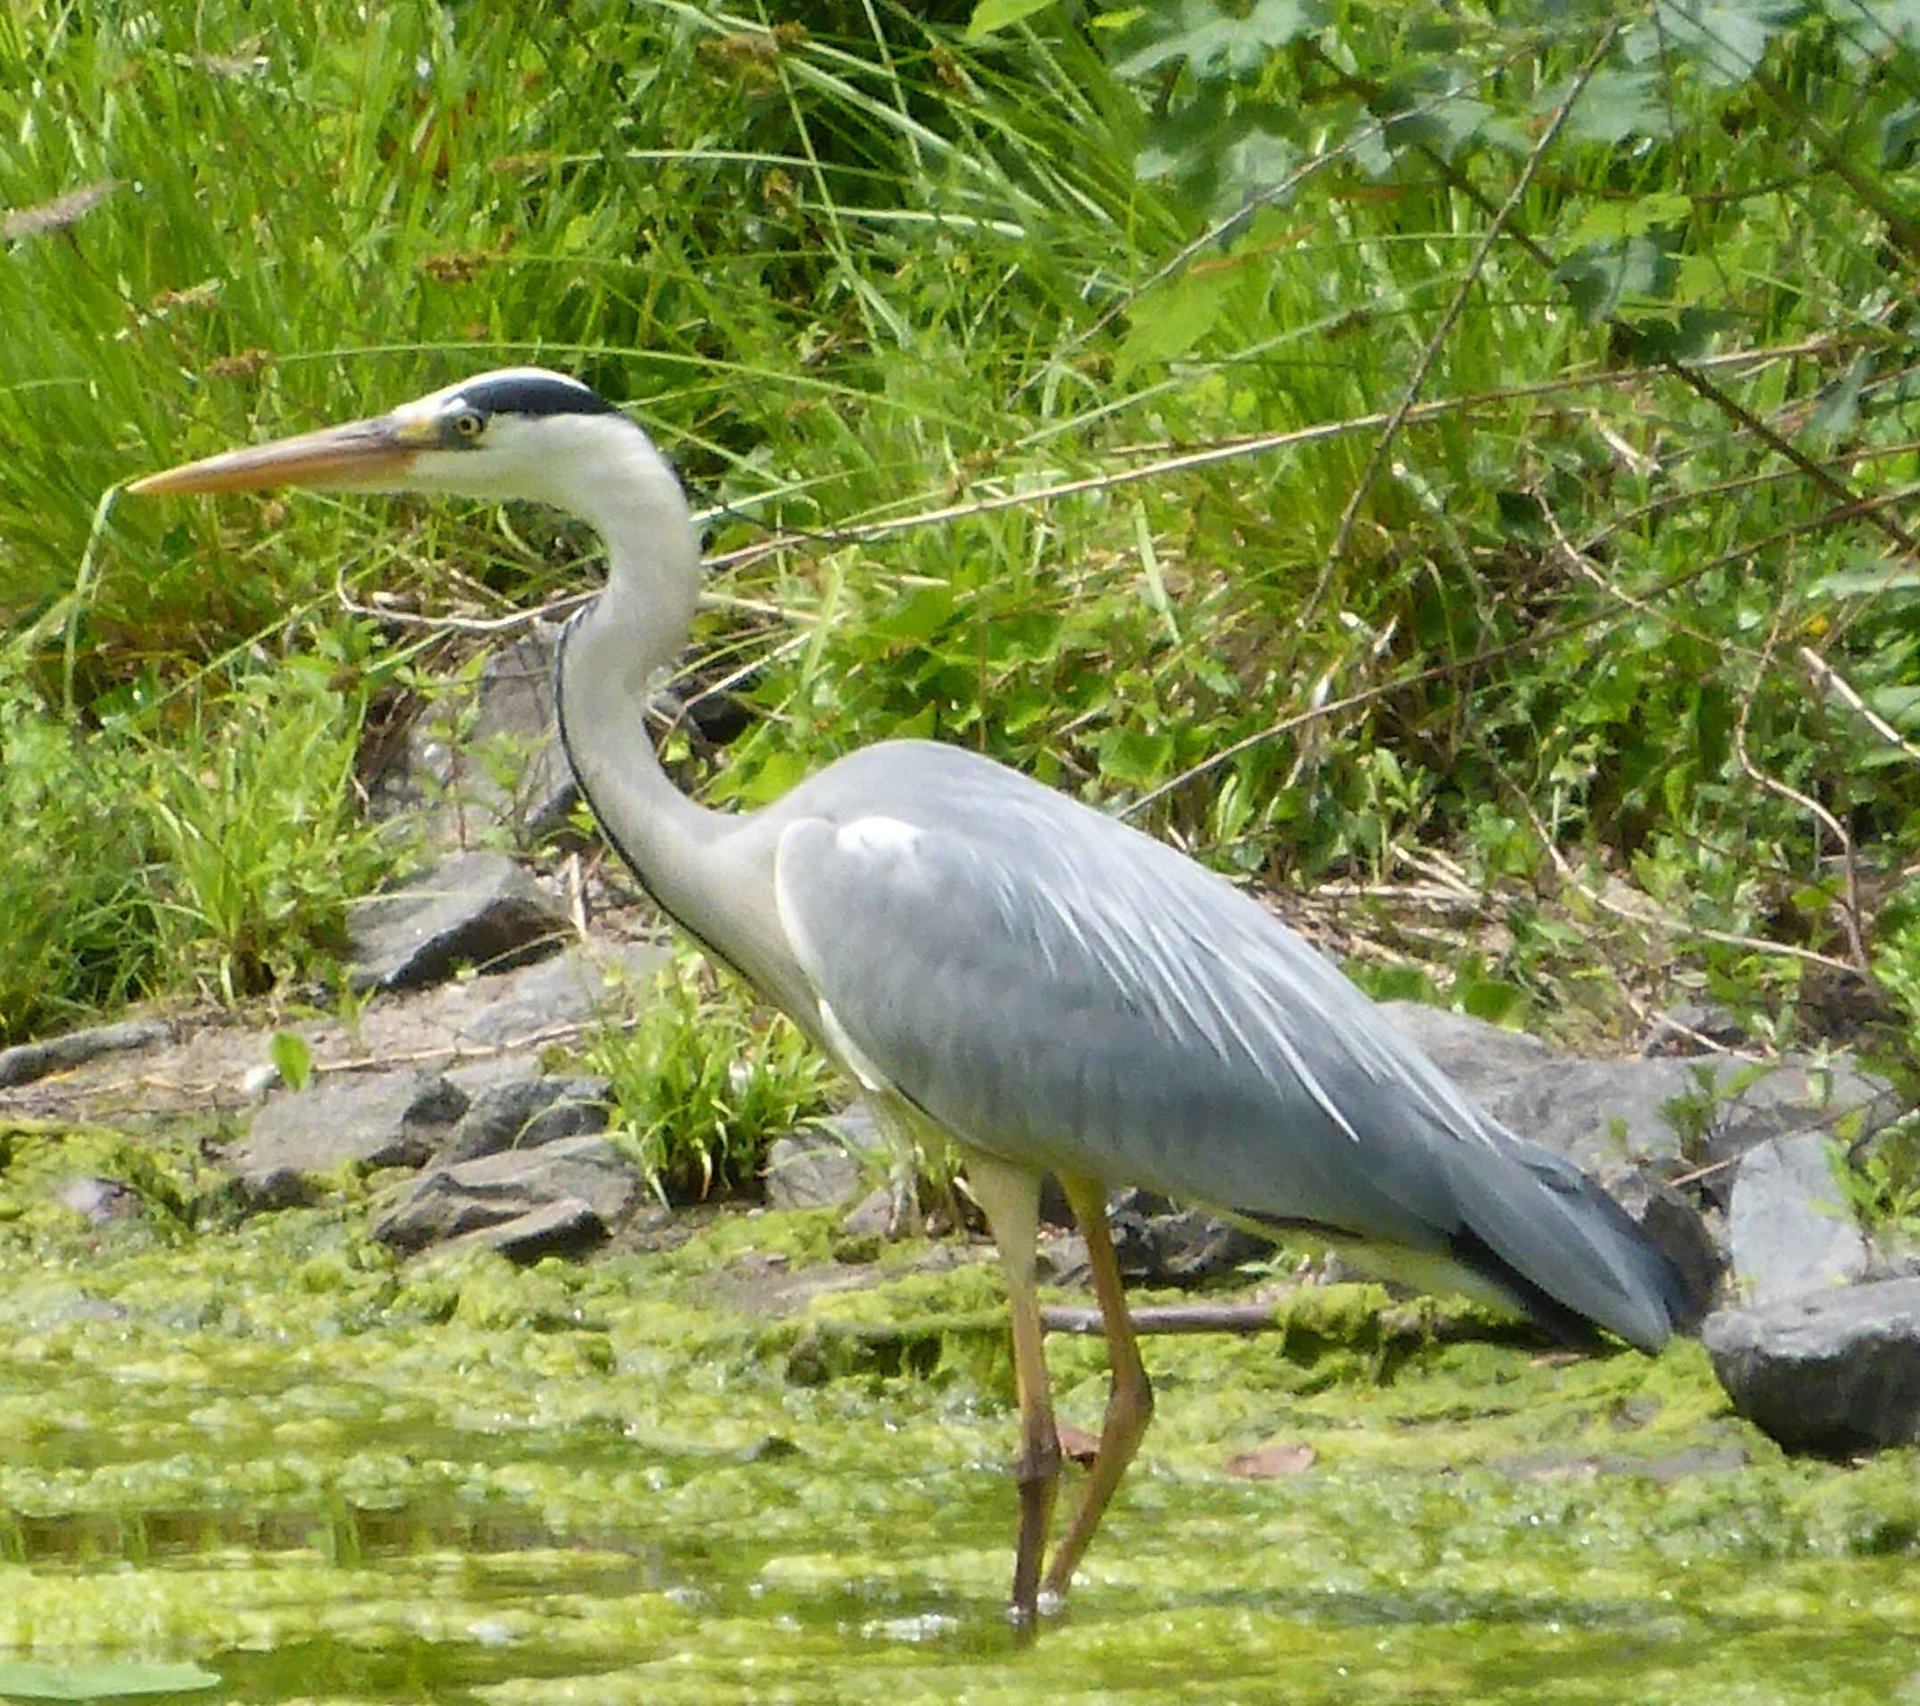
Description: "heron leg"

(1041, 1172), (1154, 1602)
(961, 1146), (1059, 1626)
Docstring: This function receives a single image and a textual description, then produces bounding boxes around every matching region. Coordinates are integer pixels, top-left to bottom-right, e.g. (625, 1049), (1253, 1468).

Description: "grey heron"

(131, 368), (1687, 1624)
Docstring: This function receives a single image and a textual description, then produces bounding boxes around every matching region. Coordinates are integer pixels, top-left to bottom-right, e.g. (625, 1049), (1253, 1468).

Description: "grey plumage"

(769, 739), (1683, 1353)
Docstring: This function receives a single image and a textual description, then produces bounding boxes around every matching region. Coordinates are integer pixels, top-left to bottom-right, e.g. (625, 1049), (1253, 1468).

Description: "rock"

(450, 941), (665, 1049)
(1728, 1134), (1869, 1304)
(374, 628), (578, 850)
(1109, 1190), (1273, 1288)
(348, 851), (569, 993)
(1632, 1183), (1725, 1328)
(439, 1075), (612, 1166)
(1036, 1231), (1090, 1287)
(372, 1132), (646, 1258)
(765, 1132), (864, 1211)
(1642, 1000), (1749, 1057)
(234, 1069), (468, 1203)
(839, 1187), (899, 1241)
(0, 1018), (170, 1089)
(1703, 1279), (1920, 1453)
(1378, 1002), (1555, 1098)
(438, 1197), (609, 1263)
(1494, 1440), (1749, 1483)
(53, 1176), (143, 1223)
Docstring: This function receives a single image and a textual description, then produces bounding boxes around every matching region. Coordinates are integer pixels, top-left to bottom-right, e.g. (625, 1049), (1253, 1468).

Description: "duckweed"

(3, 1121), (1918, 1702)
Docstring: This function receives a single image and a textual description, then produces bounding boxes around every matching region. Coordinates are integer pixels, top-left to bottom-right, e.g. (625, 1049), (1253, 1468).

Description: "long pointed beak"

(128, 414), (426, 496)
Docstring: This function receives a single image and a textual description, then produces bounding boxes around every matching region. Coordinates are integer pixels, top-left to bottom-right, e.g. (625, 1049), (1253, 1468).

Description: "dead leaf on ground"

(1223, 1441), (1316, 1479)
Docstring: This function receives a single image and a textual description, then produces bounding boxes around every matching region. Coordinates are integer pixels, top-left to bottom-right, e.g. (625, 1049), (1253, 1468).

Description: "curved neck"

(551, 429), (730, 929)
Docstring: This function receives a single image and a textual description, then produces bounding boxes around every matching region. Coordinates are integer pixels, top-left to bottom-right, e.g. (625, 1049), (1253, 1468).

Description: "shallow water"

(3, 1125), (1918, 1704)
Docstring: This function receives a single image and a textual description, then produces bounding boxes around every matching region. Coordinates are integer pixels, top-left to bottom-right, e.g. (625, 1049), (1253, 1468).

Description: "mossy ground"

(3, 1122), (1918, 1704)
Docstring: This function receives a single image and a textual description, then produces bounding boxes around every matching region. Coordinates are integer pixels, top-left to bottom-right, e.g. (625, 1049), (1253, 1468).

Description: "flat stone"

(348, 851), (568, 994)
(456, 941), (665, 1048)
(1703, 1278), (1920, 1453)
(839, 1187), (898, 1241)
(1642, 1000), (1749, 1057)
(1632, 1183), (1725, 1328)
(1036, 1230), (1090, 1288)
(235, 1069), (468, 1195)
(372, 1133), (646, 1256)
(53, 1176), (144, 1223)
(436, 1197), (608, 1264)
(0, 1018), (171, 1089)
(1729, 1133), (1870, 1304)
(439, 1075), (612, 1166)
(765, 1132), (864, 1211)
(1494, 1440), (1749, 1483)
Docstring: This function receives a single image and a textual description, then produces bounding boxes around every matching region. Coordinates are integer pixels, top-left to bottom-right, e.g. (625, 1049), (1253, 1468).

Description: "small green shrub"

(586, 950), (835, 1202)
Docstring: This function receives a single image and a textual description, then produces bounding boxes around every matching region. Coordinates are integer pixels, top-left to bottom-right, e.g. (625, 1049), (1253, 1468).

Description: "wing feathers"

(769, 744), (1681, 1350)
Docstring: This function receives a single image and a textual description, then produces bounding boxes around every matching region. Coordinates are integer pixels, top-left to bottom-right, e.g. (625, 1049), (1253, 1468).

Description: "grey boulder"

(439, 1074), (612, 1166)
(1704, 1279), (1920, 1453)
(348, 851), (568, 993)
(765, 1131), (865, 1211)
(372, 1132), (647, 1261)
(1727, 1133), (1869, 1305)
(234, 1069), (468, 1204)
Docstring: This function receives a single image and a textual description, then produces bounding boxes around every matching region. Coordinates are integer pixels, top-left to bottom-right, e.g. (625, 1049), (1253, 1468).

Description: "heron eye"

(450, 409), (486, 441)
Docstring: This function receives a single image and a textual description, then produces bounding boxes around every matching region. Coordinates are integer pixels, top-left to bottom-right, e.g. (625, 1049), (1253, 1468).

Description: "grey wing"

(770, 753), (1682, 1352)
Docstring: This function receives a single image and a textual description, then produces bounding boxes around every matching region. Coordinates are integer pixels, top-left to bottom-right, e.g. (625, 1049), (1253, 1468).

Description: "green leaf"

(1654, 0), (1799, 87)
(270, 1029), (313, 1092)
(0, 1660), (220, 1700)
(1115, 265), (1238, 377)
(1808, 554), (1920, 598)
(1805, 354), (1873, 443)
(1097, 727), (1173, 788)
(868, 584), (954, 643)
(1553, 235), (1677, 323)
(1113, 0), (1324, 82)
(965, 0), (1057, 40)
(1568, 191), (1692, 245)
(1561, 68), (1664, 146)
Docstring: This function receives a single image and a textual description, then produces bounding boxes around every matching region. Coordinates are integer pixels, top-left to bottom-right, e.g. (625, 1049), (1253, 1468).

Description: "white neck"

(547, 421), (731, 927)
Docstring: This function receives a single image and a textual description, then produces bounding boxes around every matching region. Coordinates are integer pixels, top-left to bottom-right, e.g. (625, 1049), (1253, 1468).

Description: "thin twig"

(1801, 643), (1920, 763)
(1522, 788), (1867, 982)
(1041, 1303), (1284, 1337)
(306, 1019), (601, 1077)
(707, 351), (1836, 579)
(1536, 480), (1762, 659)
(1730, 612), (1873, 974)
(1302, 20), (1623, 632)
(1421, 105), (1920, 565)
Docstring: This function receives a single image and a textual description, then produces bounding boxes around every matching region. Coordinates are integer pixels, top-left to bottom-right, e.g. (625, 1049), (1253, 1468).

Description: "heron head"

(128, 368), (634, 504)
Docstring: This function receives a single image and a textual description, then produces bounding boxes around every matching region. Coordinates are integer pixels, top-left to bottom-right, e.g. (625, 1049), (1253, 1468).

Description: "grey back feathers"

(765, 741), (1686, 1353)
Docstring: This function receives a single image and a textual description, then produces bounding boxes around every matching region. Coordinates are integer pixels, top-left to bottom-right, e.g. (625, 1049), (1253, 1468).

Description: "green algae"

(3, 1122), (1919, 1703)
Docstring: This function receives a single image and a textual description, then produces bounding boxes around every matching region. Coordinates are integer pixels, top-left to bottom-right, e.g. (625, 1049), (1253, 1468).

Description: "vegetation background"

(3, 0), (1917, 1193)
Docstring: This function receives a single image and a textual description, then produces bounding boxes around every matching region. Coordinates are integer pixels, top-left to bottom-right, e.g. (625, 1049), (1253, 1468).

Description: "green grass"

(3, 1), (1918, 1111)
(584, 947), (837, 1202)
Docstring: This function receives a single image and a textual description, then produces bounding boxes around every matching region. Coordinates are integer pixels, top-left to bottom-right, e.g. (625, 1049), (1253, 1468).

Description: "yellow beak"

(128, 414), (429, 496)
